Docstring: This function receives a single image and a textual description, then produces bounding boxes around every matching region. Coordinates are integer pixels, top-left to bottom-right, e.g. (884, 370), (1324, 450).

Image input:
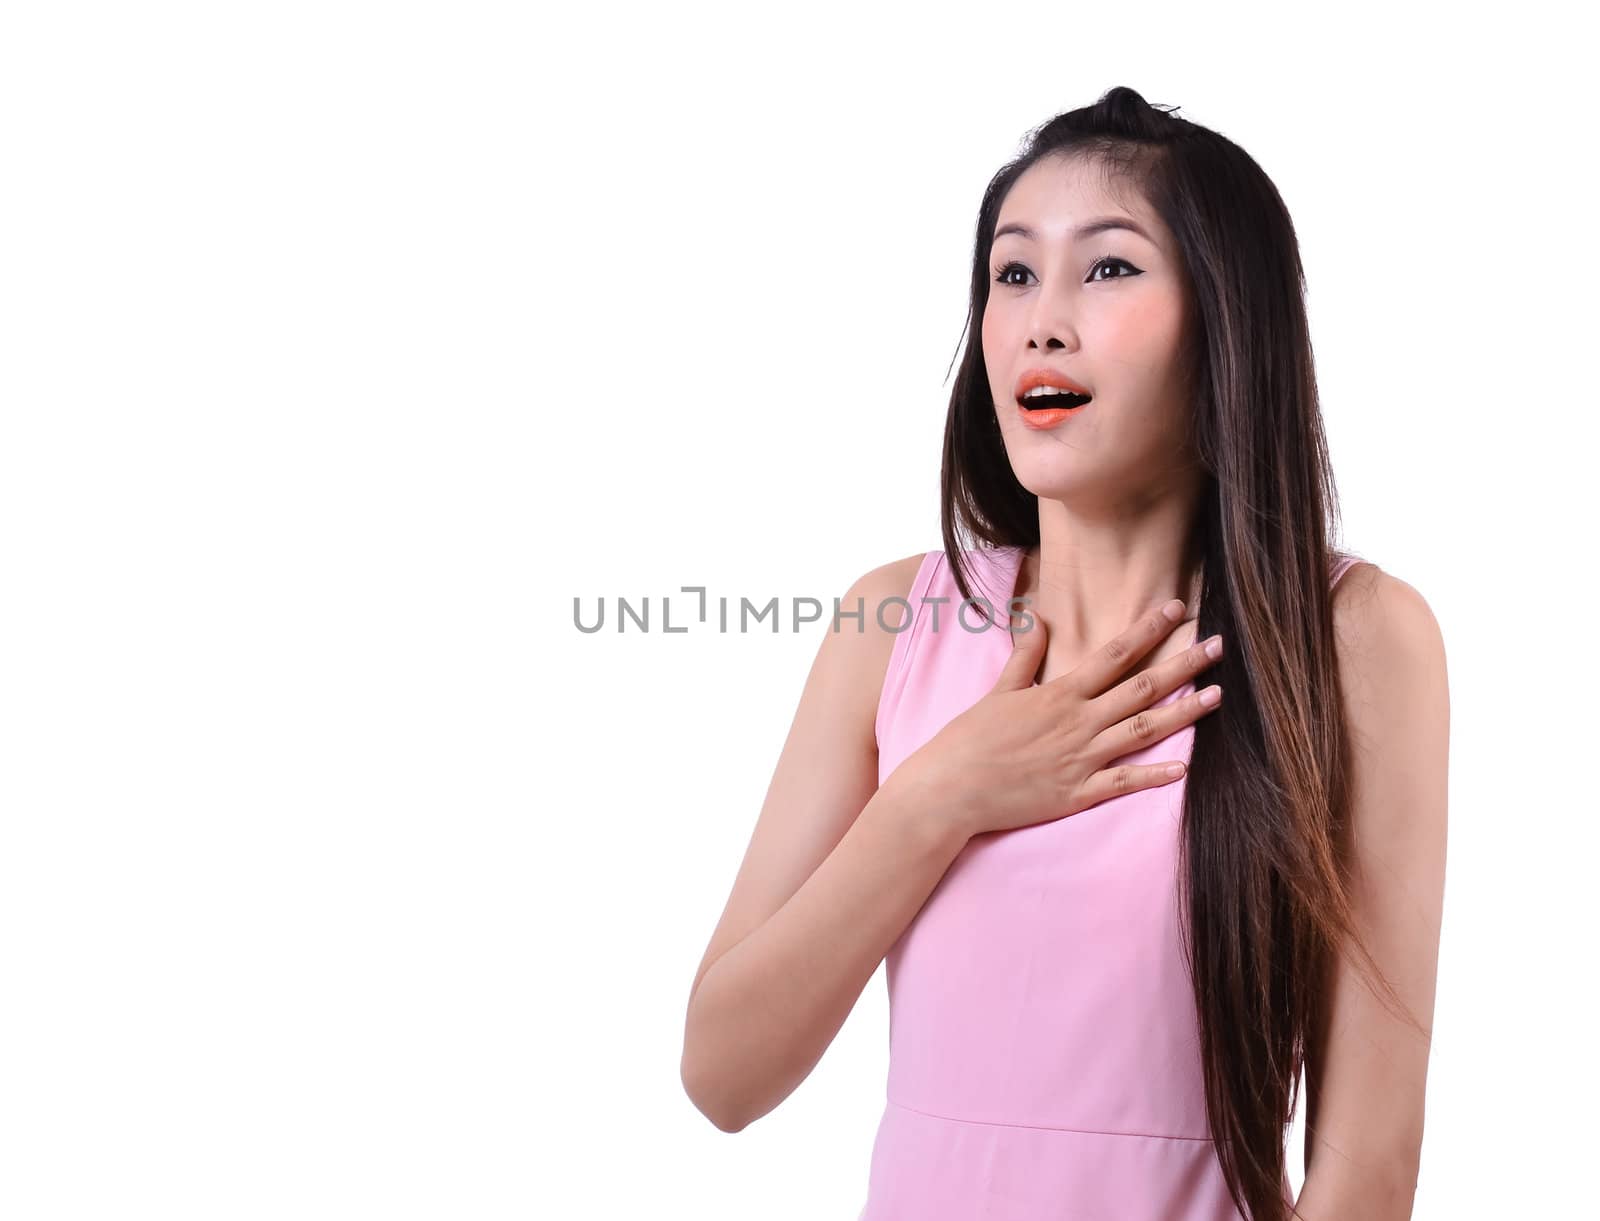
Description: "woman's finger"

(1086, 683), (1223, 764)
(1057, 599), (1187, 698)
(991, 608), (1048, 693)
(1090, 631), (1224, 731)
(1072, 758), (1191, 812)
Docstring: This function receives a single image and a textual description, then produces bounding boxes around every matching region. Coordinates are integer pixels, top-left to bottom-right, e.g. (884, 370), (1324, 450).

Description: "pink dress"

(859, 543), (1364, 1220)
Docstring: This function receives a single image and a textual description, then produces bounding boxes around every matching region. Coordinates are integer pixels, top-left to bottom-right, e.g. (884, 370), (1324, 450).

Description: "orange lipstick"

(1018, 401), (1088, 430)
(1014, 367), (1093, 431)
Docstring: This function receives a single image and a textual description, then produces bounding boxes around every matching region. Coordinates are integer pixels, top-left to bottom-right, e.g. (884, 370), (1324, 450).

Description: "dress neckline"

(991, 543), (1204, 692)
(992, 545), (1042, 685)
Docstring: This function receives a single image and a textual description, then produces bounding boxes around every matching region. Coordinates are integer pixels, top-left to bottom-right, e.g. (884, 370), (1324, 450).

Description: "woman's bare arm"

(679, 551), (966, 1133)
(1296, 564), (1449, 1218)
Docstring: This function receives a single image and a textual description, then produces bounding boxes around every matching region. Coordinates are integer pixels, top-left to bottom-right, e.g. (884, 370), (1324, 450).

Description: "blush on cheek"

(1101, 299), (1184, 371)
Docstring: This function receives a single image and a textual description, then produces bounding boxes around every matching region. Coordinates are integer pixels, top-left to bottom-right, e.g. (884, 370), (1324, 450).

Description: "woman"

(680, 87), (1448, 1221)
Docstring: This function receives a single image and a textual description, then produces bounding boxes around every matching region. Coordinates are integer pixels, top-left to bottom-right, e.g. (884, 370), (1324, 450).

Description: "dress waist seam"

(886, 1096), (1215, 1143)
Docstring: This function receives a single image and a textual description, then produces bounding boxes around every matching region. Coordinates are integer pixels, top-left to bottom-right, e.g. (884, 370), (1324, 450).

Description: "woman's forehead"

(996, 157), (1167, 253)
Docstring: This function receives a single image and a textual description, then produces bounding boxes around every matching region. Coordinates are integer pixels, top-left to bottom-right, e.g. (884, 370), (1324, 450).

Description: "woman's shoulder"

(1329, 558), (1446, 699)
(811, 550), (938, 748)
(1330, 556), (1432, 625)
(843, 548), (937, 635)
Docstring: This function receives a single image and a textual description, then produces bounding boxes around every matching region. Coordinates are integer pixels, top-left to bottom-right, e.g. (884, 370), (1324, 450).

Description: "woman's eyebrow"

(992, 215), (1152, 244)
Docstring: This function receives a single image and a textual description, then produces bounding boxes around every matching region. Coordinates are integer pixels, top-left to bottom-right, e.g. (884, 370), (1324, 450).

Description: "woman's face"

(982, 154), (1199, 509)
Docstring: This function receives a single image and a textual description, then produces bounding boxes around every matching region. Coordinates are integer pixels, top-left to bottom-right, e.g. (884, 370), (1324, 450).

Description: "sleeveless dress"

(858, 543), (1365, 1221)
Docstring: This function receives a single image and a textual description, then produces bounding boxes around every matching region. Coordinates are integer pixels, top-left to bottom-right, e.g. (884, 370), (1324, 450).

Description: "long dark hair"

(939, 87), (1424, 1220)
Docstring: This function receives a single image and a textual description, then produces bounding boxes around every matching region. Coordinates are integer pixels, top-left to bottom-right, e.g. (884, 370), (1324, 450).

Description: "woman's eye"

(1087, 256), (1141, 282)
(992, 256), (1143, 287)
(994, 261), (1030, 287)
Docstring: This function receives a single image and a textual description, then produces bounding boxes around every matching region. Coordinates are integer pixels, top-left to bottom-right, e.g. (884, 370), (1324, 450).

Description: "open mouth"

(1018, 391), (1092, 411)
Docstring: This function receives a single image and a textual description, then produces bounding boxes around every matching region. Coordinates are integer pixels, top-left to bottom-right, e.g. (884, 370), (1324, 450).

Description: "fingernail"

(1162, 599), (1185, 622)
(1204, 636), (1223, 659)
(1199, 685), (1222, 707)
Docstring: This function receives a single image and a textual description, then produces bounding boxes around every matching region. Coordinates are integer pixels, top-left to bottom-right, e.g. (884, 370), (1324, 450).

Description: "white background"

(2, 2), (1594, 1218)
